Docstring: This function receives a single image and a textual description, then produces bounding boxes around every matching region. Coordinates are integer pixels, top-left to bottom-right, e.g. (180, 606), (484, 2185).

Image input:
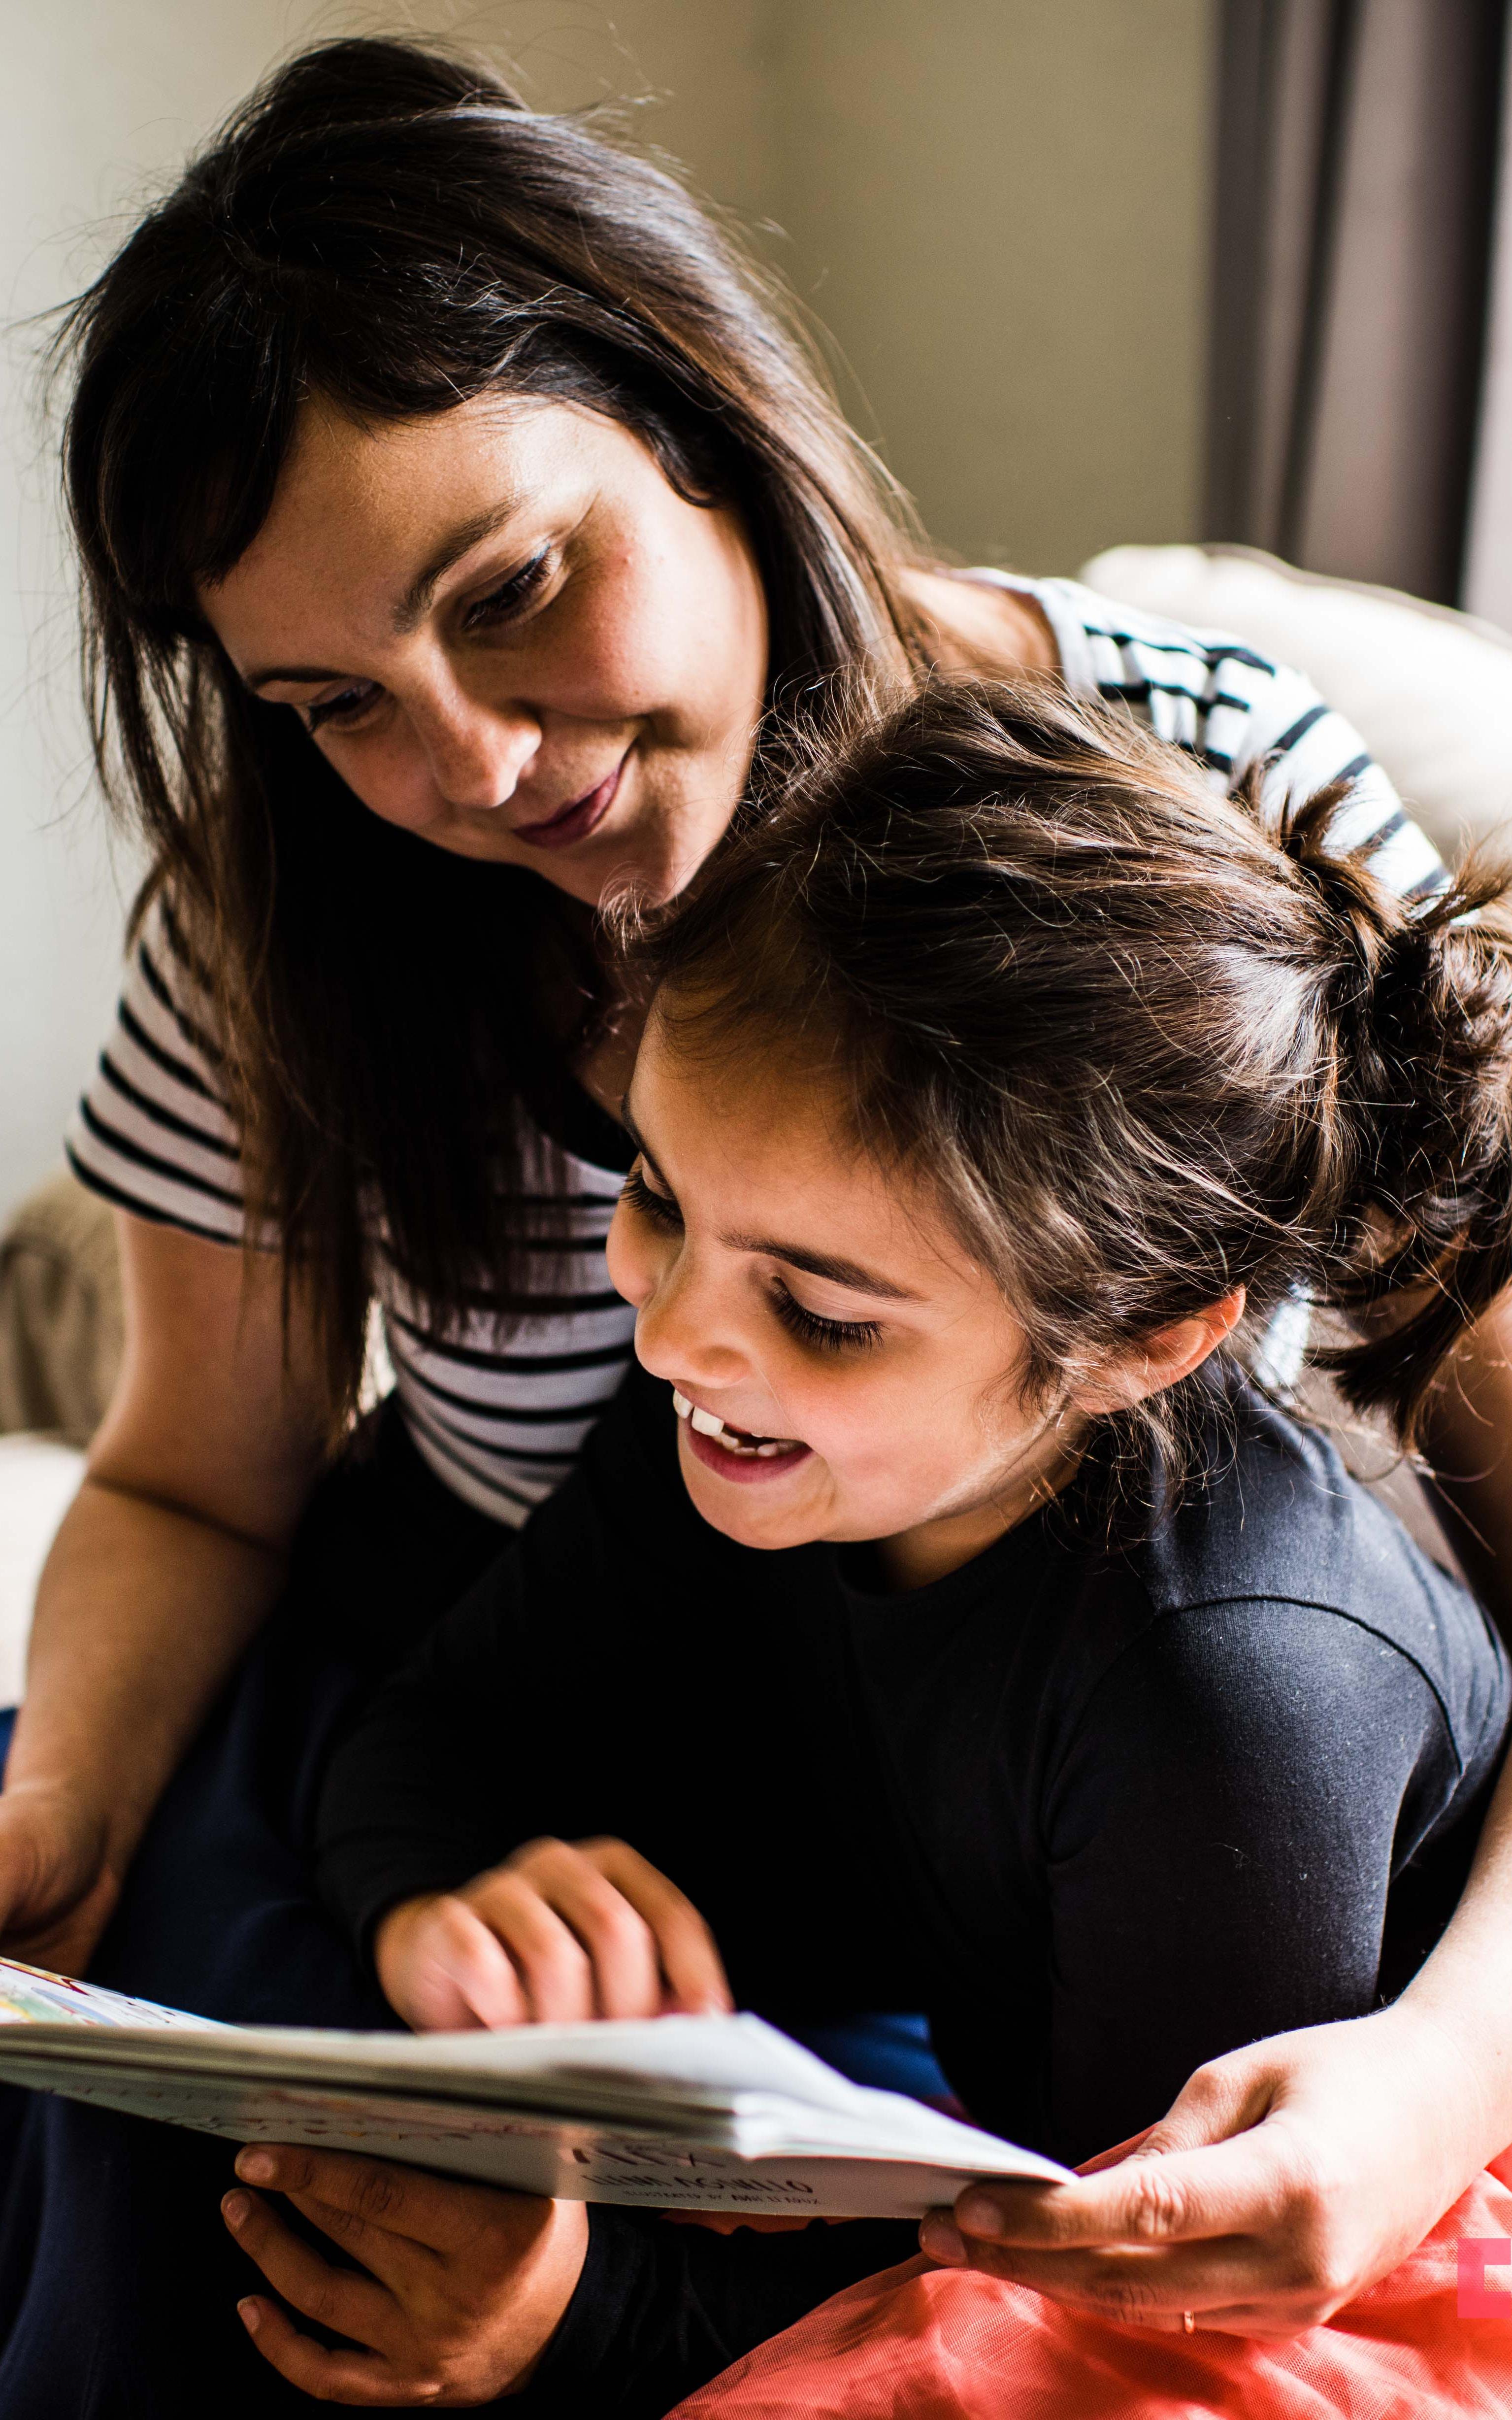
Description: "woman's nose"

(409, 680), (540, 810)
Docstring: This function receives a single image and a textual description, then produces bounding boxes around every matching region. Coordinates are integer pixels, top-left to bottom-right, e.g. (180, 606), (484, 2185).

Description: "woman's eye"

(462, 548), (553, 633)
(623, 1162), (683, 1232)
(305, 680), (383, 733)
(770, 1283), (883, 1356)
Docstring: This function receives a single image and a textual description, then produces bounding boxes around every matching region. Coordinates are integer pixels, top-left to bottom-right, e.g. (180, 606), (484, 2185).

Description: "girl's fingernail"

(956, 2189), (1003, 2237)
(222, 2190), (251, 2226)
(919, 2211), (967, 2264)
(235, 2148), (275, 2184)
(238, 2299), (262, 2334)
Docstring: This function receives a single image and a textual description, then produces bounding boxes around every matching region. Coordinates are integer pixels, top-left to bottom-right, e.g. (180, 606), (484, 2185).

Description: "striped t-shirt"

(66, 577), (1449, 1524)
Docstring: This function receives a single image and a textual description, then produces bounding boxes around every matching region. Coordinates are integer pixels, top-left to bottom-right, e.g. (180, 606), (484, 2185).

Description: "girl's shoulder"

(1128, 1383), (1503, 1745)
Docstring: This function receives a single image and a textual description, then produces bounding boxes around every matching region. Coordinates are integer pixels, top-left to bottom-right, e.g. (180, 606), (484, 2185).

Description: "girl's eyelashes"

(623, 1161), (683, 1231)
(301, 550), (555, 732)
(770, 1282), (883, 1356)
(625, 1160), (882, 1354)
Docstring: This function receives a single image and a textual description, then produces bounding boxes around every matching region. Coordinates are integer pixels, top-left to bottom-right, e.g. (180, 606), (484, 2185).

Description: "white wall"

(0, 1), (1213, 1220)
(1464, 26), (1512, 634)
(0, 0), (305, 1222)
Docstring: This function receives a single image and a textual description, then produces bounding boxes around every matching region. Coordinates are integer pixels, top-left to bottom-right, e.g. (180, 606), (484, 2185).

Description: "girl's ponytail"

(1279, 786), (1512, 1443)
(633, 679), (1512, 1495)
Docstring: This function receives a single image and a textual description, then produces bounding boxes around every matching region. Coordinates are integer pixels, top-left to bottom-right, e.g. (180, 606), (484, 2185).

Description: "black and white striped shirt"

(66, 578), (1448, 1524)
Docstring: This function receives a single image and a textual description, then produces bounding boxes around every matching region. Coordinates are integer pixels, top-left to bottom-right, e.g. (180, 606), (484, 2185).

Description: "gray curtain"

(1207, 0), (1507, 604)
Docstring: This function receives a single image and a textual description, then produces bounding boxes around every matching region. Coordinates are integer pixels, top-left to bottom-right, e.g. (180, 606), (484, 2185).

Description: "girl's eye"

(461, 547), (553, 633)
(770, 1283), (883, 1356)
(305, 679), (383, 733)
(623, 1161), (684, 1232)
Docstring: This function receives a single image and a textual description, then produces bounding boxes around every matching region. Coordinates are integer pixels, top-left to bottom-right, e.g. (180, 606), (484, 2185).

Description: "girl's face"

(606, 1012), (1085, 1587)
(199, 395), (770, 910)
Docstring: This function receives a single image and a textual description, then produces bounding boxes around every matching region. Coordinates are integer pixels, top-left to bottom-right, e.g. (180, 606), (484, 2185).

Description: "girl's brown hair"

(635, 682), (1512, 1488)
(58, 35), (921, 1409)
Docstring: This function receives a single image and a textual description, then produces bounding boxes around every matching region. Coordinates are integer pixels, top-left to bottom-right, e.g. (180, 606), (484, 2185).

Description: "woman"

(3, 30), (1511, 2359)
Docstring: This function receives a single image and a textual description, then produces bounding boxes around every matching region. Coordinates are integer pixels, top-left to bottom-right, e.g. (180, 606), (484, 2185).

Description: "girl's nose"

(631, 1250), (752, 1395)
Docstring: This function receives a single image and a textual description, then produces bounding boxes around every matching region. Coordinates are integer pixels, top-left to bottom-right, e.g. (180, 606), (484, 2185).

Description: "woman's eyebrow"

(393, 499), (523, 633)
(243, 501), (528, 687)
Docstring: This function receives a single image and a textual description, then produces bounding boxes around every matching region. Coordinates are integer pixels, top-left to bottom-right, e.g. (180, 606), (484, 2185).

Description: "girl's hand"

(920, 2002), (1491, 2335)
(223, 2143), (587, 2404)
(374, 1835), (733, 2029)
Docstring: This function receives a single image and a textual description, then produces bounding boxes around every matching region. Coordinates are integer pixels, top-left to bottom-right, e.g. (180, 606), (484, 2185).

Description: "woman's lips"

(512, 757), (625, 851)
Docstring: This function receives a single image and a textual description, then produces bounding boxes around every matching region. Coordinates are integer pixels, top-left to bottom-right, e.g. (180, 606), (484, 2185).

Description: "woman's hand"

(375, 1835), (733, 2030)
(920, 2001), (1493, 2335)
(0, 1777), (118, 1972)
(223, 2143), (587, 2404)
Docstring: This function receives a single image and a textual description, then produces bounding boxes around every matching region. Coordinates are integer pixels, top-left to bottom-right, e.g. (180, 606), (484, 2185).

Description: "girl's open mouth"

(672, 1388), (812, 1483)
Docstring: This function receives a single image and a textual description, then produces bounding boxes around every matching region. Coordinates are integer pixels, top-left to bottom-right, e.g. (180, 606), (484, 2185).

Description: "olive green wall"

(445, 0), (1215, 571)
(767, 0), (1214, 570)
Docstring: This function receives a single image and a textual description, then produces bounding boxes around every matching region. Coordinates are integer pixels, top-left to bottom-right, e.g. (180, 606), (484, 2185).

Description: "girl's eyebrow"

(620, 1099), (919, 1303)
(721, 1231), (919, 1301)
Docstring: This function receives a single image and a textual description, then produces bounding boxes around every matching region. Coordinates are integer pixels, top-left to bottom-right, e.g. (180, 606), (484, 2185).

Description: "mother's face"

(199, 395), (770, 909)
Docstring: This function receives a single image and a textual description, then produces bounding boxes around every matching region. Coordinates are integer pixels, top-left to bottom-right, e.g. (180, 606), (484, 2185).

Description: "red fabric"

(667, 2154), (1512, 2419)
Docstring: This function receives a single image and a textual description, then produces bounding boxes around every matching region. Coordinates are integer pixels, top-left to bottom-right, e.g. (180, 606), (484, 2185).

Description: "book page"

(0, 1957), (226, 2032)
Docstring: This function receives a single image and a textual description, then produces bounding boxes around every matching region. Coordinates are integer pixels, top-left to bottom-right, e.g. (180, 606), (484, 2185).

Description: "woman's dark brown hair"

(58, 35), (922, 1409)
(635, 682), (1512, 1490)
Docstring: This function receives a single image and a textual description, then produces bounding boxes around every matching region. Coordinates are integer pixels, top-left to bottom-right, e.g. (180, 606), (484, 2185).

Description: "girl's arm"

(0, 1212), (329, 1969)
(930, 1485), (1512, 2329)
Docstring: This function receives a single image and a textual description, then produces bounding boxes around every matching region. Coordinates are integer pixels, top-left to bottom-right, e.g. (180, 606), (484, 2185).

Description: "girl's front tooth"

(672, 1390), (692, 1420)
(690, 1405), (725, 1439)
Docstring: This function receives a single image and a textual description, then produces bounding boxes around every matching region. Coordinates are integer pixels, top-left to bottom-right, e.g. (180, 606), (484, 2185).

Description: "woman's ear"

(1073, 1287), (1247, 1416)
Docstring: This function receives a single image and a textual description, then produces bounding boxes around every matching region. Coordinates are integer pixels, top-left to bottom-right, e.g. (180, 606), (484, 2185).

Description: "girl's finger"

(461, 1868), (600, 2021)
(500, 1842), (662, 2018)
(582, 1839), (733, 2013)
(222, 2188), (397, 2343)
(237, 2295), (439, 2406)
(410, 1897), (528, 2030)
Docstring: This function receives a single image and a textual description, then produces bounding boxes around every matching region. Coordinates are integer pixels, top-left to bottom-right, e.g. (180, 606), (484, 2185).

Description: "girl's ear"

(1072, 1288), (1247, 1416)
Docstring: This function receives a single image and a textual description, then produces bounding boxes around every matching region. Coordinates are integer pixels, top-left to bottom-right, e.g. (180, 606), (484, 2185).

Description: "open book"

(0, 1957), (1071, 2219)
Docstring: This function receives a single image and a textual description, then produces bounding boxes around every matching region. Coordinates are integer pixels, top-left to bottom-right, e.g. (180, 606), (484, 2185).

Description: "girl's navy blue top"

(316, 1364), (1510, 2413)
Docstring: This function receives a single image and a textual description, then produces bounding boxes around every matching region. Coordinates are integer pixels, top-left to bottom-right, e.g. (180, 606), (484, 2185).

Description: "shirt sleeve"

(1040, 1596), (1465, 2166)
(314, 1388), (919, 2416)
(64, 896), (250, 1245)
(1038, 578), (1451, 904)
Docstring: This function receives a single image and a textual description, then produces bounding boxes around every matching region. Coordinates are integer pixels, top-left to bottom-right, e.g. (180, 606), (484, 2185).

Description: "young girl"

(219, 686), (1512, 2410)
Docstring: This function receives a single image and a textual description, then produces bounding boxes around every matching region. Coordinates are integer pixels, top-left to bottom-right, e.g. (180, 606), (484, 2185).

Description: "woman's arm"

(0, 1211), (331, 1970)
